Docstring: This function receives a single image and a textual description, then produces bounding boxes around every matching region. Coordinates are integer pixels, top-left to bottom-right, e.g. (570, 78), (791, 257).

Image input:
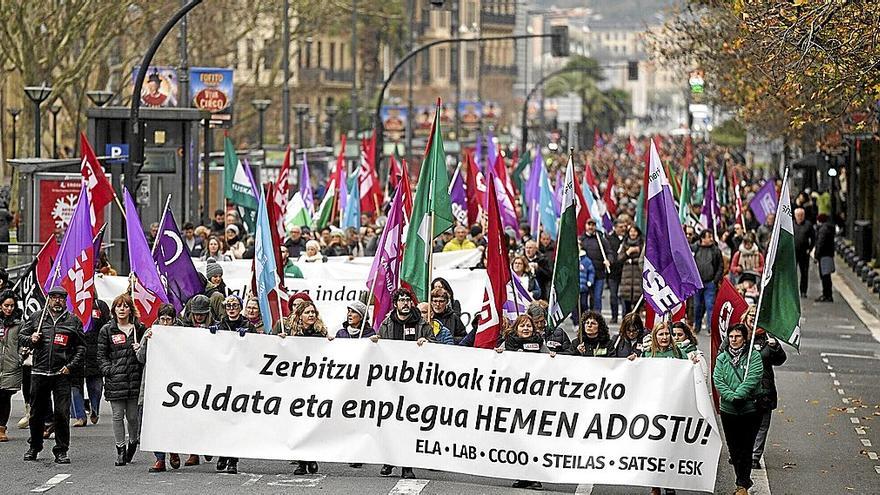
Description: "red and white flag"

(604, 166), (618, 217)
(710, 278), (750, 410)
(465, 152), (486, 226)
(273, 146), (291, 239)
(359, 133), (383, 217)
(474, 170), (511, 349)
(79, 133), (113, 235)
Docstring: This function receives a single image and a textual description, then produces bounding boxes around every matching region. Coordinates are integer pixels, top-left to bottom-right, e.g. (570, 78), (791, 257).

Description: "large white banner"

(141, 327), (721, 491)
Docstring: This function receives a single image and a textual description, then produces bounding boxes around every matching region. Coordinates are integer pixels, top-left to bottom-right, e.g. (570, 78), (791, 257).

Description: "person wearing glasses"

(611, 312), (645, 358)
(209, 295), (255, 475)
(570, 311), (614, 358)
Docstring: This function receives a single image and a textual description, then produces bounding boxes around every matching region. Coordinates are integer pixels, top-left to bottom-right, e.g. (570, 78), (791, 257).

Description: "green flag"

(286, 191), (312, 229)
(678, 169), (691, 225)
(400, 102), (455, 302)
(666, 161), (681, 201)
(312, 179), (336, 231)
(548, 154), (580, 329)
(224, 136), (258, 210)
(634, 182), (646, 233)
(756, 171), (801, 350)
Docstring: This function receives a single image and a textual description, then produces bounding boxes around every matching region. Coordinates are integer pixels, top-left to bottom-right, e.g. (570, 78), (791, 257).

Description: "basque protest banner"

(141, 327), (721, 491)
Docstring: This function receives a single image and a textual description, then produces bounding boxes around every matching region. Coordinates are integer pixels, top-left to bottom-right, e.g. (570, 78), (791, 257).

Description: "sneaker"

(54, 452), (70, 464)
(379, 464), (394, 476)
(225, 461), (238, 475)
(90, 412), (99, 425)
(149, 460), (166, 473)
(23, 448), (40, 461)
(512, 480), (531, 488)
(400, 467), (415, 479)
(71, 418), (87, 427)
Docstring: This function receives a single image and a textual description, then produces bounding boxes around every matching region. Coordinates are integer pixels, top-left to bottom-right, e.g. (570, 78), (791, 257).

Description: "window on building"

(438, 47), (447, 78)
(246, 39), (255, 69)
(264, 38), (276, 70)
(421, 50), (431, 84)
(317, 41), (322, 69)
(465, 49), (476, 79)
(305, 40), (312, 68)
(329, 42), (336, 71)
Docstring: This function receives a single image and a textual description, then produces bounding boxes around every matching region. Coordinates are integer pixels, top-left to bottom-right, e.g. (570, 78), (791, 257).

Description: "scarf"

(738, 243), (762, 272)
(728, 344), (745, 367)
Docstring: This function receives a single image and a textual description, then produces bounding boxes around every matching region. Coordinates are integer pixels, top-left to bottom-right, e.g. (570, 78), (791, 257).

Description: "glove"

(238, 329), (248, 337)
(209, 327), (218, 335)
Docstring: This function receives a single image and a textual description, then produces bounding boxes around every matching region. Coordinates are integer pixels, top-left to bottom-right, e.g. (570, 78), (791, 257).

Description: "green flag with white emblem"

(548, 154), (580, 329)
(756, 170), (801, 349)
(400, 101), (455, 302)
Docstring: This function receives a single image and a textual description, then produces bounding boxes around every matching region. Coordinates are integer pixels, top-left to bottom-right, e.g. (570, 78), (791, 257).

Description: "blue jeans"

(607, 278), (621, 320)
(693, 281), (717, 332)
(72, 375), (103, 419)
(70, 384), (85, 419)
(588, 279), (605, 313)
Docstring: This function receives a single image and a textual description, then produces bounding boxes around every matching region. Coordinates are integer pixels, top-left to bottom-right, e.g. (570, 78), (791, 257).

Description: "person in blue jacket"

(572, 249), (595, 324)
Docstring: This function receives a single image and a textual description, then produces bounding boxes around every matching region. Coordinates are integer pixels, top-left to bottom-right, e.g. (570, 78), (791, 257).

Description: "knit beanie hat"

(206, 258), (223, 279)
(347, 301), (367, 318)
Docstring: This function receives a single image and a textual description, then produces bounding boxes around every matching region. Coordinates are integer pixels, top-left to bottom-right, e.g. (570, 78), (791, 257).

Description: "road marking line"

(834, 380), (841, 386)
(862, 439), (873, 447)
(827, 366), (834, 371)
(267, 474), (325, 488)
(820, 352), (880, 360)
(840, 334), (852, 339)
(856, 427), (867, 435)
(835, 324), (856, 329)
(842, 398), (850, 404)
(575, 483), (594, 494)
(388, 479), (430, 494)
(838, 388), (846, 395)
(240, 474), (263, 487)
(832, 272), (880, 344)
(869, 452), (879, 460)
(830, 372), (836, 378)
(822, 357), (829, 364)
(846, 407), (856, 413)
(31, 474), (71, 493)
(851, 417), (861, 424)
(750, 465), (772, 495)
(875, 466), (880, 474)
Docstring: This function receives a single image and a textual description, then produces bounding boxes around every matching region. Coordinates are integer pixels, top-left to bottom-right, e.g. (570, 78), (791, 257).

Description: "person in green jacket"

(713, 323), (764, 495)
(633, 322), (687, 360)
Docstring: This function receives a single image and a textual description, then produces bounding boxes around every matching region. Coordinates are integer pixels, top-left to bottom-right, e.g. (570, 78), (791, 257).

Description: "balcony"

(480, 11), (515, 26)
(482, 64), (517, 76)
(325, 69), (354, 83)
(298, 68), (323, 84)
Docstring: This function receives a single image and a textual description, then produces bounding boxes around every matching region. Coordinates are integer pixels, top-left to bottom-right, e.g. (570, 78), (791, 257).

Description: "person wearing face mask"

(97, 294), (147, 467)
(372, 289), (432, 479)
(570, 310), (615, 357)
(209, 295), (255, 475)
(713, 323), (764, 495)
(0, 290), (22, 442)
(20, 286), (85, 464)
(137, 304), (182, 473)
(334, 301), (375, 339)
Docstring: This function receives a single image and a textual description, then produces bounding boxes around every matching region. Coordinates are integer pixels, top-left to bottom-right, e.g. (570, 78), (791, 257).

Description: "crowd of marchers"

(0, 134), (831, 495)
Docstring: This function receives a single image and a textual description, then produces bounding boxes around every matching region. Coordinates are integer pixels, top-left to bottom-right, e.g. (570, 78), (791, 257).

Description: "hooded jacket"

(378, 310), (433, 342)
(432, 306), (467, 343)
(0, 312), (22, 390)
(19, 309), (86, 376)
(335, 321), (376, 339)
(97, 319), (147, 401)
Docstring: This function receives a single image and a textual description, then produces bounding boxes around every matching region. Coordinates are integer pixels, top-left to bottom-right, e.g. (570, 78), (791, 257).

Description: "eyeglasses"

(225, 303), (240, 309)
(729, 334), (744, 340)
(584, 320), (598, 326)
(431, 298), (447, 303)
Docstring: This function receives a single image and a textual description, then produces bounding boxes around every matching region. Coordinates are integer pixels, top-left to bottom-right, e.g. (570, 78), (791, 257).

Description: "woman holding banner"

(713, 323), (764, 495)
(97, 294), (146, 467)
(611, 313), (644, 358)
(570, 311), (614, 358)
(671, 322), (709, 383)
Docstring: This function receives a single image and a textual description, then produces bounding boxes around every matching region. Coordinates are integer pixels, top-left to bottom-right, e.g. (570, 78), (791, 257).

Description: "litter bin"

(853, 220), (873, 260)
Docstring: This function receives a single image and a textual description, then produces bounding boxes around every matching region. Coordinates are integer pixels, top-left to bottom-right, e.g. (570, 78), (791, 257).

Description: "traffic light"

(627, 61), (638, 81)
(551, 26), (569, 57)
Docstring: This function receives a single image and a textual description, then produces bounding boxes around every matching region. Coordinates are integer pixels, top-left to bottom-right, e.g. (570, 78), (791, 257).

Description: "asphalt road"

(1, 261), (877, 494)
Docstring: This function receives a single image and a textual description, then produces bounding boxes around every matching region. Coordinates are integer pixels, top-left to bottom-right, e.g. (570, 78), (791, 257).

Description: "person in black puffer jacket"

(209, 295), (255, 475)
(71, 295), (110, 427)
(526, 302), (570, 354)
(429, 288), (467, 344)
(97, 294), (146, 467)
(750, 325), (787, 470)
(570, 310), (615, 357)
(612, 312), (645, 358)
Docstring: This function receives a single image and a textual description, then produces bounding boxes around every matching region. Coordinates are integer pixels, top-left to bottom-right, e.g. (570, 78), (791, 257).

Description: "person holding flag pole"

(548, 149), (581, 338)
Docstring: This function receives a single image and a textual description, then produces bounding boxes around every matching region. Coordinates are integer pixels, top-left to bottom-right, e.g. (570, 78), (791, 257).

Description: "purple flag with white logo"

(749, 180), (778, 225)
(486, 130), (497, 174)
(124, 189), (170, 327)
(700, 170), (720, 237)
(153, 199), (205, 313)
(449, 165), (468, 225)
(299, 152), (314, 213)
(643, 140), (703, 316)
(366, 184), (405, 327)
(525, 153), (543, 235)
(503, 269), (534, 320)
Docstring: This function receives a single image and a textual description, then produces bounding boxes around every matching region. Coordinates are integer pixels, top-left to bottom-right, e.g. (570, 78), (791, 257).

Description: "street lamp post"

(86, 90), (115, 107)
(325, 105), (338, 146)
(294, 104), (309, 150)
(24, 84), (53, 158)
(251, 99), (271, 161)
(50, 102), (62, 159)
(6, 108), (20, 159)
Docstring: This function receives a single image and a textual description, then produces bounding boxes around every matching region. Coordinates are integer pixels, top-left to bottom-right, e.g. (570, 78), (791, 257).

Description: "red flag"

(474, 171), (511, 349)
(709, 278), (750, 410)
(273, 146), (291, 239)
(465, 152), (484, 226)
(604, 166), (618, 216)
(625, 135), (636, 156)
(683, 135), (694, 169)
(359, 133), (382, 216)
(571, 170), (591, 236)
(36, 236), (60, 288)
(79, 133), (112, 235)
(644, 302), (686, 330)
(399, 159), (413, 220)
(389, 154), (404, 190)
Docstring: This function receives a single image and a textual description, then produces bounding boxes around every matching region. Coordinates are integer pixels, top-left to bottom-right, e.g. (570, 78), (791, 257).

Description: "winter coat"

(642, 346), (686, 360)
(322, 244), (350, 257)
(0, 314), (22, 390)
(285, 237), (307, 258)
(503, 333), (548, 353)
(19, 310), (86, 376)
(433, 306), (467, 343)
(607, 233), (626, 281)
(542, 326), (572, 354)
(443, 238), (476, 251)
(612, 333), (644, 358)
(97, 320), (147, 401)
(713, 346), (764, 415)
(569, 333), (615, 357)
(377, 310), (433, 342)
(525, 253), (553, 300)
(815, 222), (835, 258)
(692, 242), (724, 284)
(210, 317), (256, 336)
(793, 220), (815, 257)
(618, 236), (644, 303)
(578, 255), (595, 292)
(427, 320), (455, 344)
(335, 322), (376, 339)
(753, 332), (787, 410)
(580, 233), (611, 280)
(79, 299), (110, 379)
(730, 243), (765, 281)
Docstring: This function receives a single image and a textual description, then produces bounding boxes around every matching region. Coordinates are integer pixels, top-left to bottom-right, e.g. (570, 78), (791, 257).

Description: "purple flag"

(124, 189), (169, 327)
(491, 171), (519, 238)
(749, 180), (778, 225)
(486, 130), (497, 174)
(525, 153), (543, 235)
(338, 168), (349, 215)
(153, 200), (205, 313)
(449, 165), (467, 225)
(44, 183), (95, 331)
(700, 170), (719, 236)
(366, 184), (405, 327)
(643, 140), (703, 316)
(300, 152), (314, 213)
(503, 269), (534, 320)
